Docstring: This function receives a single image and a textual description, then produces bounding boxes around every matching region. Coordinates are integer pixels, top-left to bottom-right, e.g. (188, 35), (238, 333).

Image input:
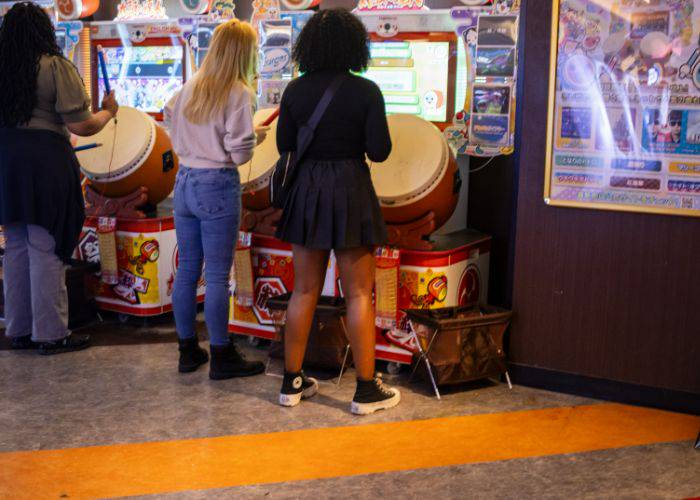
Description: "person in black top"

(275, 9), (401, 415)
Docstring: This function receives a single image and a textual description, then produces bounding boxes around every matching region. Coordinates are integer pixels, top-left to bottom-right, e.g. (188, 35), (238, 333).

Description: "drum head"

(75, 106), (155, 182)
(239, 108), (279, 189)
(369, 114), (448, 205)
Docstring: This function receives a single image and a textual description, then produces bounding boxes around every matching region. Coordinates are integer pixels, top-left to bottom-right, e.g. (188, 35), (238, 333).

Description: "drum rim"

(79, 111), (156, 183)
(378, 143), (453, 208)
(371, 115), (450, 205)
(241, 167), (273, 190)
(239, 109), (279, 190)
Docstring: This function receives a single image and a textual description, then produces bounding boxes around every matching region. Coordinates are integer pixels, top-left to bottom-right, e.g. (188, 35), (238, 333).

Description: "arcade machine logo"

(253, 277), (287, 325)
(129, 239), (160, 275)
(458, 264), (481, 306)
(77, 228), (101, 263)
(411, 275), (448, 308)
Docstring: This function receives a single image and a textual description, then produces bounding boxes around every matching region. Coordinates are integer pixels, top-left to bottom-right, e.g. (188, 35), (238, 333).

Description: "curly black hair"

(0, 2), (63, 128)
(292, 9), (370, 74)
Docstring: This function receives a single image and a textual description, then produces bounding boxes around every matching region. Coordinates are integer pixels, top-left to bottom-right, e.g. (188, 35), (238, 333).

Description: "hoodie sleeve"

(224, 87), (257, 166)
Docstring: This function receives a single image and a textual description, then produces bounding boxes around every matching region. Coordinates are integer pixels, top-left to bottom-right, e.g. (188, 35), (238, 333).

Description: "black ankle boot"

(178, 336), (209, 373)
(209, 337), (265, 380)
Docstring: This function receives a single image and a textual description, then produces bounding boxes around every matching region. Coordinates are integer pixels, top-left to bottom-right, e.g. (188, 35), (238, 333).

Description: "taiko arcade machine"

(226, 2), (520, 372)
(71, 5), (204, 320)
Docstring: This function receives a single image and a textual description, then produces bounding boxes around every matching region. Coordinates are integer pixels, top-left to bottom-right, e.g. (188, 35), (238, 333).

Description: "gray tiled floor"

(0, 338), (594, 452)
(1, 322), (697, 500)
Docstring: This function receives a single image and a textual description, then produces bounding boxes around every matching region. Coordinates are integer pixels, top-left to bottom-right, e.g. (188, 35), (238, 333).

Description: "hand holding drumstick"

(254, 107), (279, 144)
(255, 125), (270, 144)
(101, 91), (119, 119)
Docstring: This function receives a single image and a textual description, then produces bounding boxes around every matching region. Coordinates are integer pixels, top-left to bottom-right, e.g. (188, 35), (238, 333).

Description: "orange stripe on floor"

(0, 403), (697, 499)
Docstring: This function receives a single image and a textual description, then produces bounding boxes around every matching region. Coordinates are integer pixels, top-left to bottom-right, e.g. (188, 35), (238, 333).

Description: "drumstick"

(260, 107), (280, 127)
(96, 45), (111, 96)
(97, 45), (118, 125)
(74, 143), (102, 152)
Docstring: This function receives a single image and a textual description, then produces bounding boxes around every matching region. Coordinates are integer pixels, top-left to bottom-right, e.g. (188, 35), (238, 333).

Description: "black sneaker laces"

(373, 377), (393, 397)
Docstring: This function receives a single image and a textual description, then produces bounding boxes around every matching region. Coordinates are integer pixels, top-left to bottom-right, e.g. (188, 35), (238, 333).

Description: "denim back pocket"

(191, 168), (240, 216)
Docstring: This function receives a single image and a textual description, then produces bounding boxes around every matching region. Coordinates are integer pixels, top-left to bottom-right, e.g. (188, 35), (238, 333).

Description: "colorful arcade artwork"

(545, 0), (700, 217)
(448, 4), (520, 157)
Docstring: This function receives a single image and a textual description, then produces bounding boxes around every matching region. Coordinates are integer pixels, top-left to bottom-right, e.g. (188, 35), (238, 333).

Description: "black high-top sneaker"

(209, 336), (265, 380)
(178, 335), (209, 373)
(279, 370), (319, 407)
(351, 376), (401, 415)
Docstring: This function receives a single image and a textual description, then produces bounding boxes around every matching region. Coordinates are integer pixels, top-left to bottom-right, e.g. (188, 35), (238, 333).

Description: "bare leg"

(336, 247), (376, 381)
(284, 245), (330, 373)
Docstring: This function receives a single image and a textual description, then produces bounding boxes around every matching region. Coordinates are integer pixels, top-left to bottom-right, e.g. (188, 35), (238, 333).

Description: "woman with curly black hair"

(275, 8), (400, 415)
(0, 2), (117, 355)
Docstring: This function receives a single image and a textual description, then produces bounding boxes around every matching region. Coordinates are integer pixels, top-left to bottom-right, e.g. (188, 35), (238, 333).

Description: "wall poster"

(545, 0), (700, 217)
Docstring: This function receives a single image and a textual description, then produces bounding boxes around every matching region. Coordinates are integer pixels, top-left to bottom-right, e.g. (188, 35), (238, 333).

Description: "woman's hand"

(255, 125), (270, 144)
(101, 91), (119, 118)
(67, 93), (119, 136)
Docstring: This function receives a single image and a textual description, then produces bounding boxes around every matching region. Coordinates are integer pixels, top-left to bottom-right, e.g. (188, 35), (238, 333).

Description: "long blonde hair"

(184, 19), (258, 124)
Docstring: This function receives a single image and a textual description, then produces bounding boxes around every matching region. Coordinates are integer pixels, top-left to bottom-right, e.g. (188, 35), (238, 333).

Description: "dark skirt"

(0, 128), (85, 263)
(275, 158), (388, 250)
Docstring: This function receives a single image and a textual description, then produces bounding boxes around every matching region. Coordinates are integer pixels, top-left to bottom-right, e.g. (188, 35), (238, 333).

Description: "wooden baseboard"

(508, 363), (700, 415)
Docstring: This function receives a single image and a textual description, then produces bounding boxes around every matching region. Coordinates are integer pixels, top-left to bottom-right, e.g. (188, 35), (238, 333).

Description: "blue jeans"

(3, 224), (68, 342)
(173, 167), (241, 347)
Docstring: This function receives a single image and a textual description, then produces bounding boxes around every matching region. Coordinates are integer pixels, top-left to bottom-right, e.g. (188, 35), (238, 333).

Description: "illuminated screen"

(98, 46), (183, 114)
(363, 41), (450, 122)
(455, 40), (467, 115)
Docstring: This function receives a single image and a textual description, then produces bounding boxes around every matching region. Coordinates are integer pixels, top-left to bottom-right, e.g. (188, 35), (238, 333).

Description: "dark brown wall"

(510, 0), (700, 394)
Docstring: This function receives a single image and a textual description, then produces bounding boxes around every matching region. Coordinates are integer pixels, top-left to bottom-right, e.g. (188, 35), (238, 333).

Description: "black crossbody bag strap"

(271, 73), (347, 208)
(295, 72), (347, 160)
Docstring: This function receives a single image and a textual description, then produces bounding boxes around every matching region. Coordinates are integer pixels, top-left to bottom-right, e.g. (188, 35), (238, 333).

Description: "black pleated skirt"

(275, 159), (387, 250)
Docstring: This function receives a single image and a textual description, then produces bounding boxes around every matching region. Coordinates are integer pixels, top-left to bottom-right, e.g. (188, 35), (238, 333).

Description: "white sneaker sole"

(350, 389), (401, 415)
(278, 378), (319, 407)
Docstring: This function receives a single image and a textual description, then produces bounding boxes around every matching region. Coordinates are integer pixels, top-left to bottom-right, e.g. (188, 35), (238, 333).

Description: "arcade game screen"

(363, 40), (451, 123)
(98, 46), (183, 115)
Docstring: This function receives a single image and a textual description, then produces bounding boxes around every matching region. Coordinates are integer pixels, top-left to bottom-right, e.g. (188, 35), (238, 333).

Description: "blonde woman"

(164, 20), (266, 379)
